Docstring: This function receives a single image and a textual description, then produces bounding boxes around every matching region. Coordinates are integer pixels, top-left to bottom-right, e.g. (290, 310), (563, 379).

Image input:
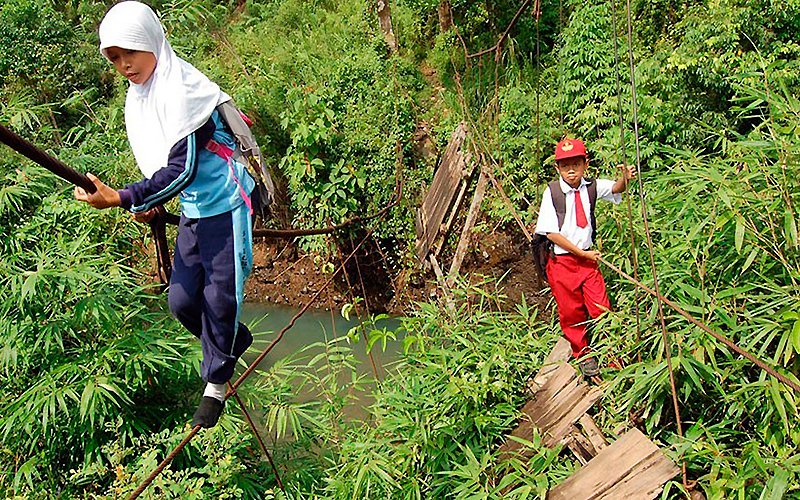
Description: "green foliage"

(2, 0), (800, 497)
(279, 88), (364, 237)
(235, 287), (567, 498)
(589, 76), (800, 497)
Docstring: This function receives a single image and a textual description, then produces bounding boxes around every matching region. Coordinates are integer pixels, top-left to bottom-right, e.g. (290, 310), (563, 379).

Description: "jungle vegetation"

(1, 0), (799, 497)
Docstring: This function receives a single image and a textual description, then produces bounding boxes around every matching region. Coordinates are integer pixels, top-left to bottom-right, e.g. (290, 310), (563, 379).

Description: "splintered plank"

(528, 337), (572, 394)
(447, 168), (488, 280)
(578, 414), (609, 452)
(498, 363), (599, 459)
(415, 122), (473, 262)
(542, 385), (603, 447)
(548, 428), (680, 500)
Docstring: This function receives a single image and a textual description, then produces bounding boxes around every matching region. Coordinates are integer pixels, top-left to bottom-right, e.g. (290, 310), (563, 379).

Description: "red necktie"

(575, 190), (588, 228)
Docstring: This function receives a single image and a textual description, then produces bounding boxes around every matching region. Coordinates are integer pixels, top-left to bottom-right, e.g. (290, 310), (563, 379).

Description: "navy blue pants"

(168, 203), (253, 384)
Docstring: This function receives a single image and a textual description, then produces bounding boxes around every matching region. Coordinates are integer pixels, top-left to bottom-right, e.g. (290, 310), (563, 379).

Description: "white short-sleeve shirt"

(534, 177), (621, 254)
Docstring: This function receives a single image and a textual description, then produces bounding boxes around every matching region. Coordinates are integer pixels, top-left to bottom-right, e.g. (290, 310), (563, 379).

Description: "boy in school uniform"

(534, 138), (635, 377)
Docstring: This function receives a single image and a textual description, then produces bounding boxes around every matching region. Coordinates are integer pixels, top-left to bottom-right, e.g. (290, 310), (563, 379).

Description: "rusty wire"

(227, 382), (284, 490)
(621, 0), (687, 487)
(128, 220), (390, 499)
(128, 171), (401, 498)
(609, 0), (642, 362)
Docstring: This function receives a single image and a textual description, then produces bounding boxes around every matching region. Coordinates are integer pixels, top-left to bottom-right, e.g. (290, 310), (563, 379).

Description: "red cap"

(554, 138), (587, 161)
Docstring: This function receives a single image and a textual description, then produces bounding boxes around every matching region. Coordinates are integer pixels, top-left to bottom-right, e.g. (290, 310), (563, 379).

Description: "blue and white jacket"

(118, 110), (255, 219)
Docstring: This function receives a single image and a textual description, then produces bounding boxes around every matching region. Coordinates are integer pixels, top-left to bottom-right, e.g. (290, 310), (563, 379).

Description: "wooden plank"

(566, 427), (596, 464)
(431, 149), (475, 258)
(530, 377), (585, 428)
(432, 170), (470, 258)
(599, 449), (680, 499)
(429, 254), (448, 289)
(527, 364), (578, 418)
(548, 429), (676, 500)
(429, 254), (456, 314)
(544, 386), (603, 447)
(578, 414), (609, 452)
(448, 169), (487, 281)
(416, 123), (469, 263)
(498, 364), (576, 460)
(529, 337), (572, 394)
(497, 419), (538, 460)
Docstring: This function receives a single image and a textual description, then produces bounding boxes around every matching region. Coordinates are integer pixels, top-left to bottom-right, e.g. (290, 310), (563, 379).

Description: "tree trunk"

(438, 1), (453, 32)
(376, 0), (398, 52)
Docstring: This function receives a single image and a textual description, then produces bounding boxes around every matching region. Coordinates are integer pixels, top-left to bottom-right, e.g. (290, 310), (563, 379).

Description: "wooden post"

(429, 254), (456, 314)
(486, 169), (532, 242)
(376, 0), (398, 52)
(448, 169), (488, 282)
(438, 1), (453, 32)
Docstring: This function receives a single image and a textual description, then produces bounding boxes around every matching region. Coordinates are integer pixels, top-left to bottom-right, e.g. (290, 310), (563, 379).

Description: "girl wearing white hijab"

(75, 1), (256, 428)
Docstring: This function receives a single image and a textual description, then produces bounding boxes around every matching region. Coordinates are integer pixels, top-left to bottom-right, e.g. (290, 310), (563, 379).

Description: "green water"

(240, 302), (402, 379)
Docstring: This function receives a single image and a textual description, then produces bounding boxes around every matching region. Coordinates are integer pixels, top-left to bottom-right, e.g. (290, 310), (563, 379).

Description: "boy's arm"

(546, 233), (601, 262)
(611, 164), (636, 194)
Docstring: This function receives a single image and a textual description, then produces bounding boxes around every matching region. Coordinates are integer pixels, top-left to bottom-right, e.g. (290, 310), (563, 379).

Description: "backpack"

(213, 100), (276, 220)
(531, 179), (597, 282)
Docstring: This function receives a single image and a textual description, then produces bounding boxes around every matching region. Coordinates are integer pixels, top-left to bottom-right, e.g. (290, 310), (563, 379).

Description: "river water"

(240, 302), (403, 380)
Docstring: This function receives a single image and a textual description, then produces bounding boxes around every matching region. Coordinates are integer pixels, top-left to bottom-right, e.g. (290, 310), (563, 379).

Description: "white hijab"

(98, 1), (229, 178)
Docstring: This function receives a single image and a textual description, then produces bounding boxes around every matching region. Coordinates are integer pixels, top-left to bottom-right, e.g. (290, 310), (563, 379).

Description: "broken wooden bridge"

(499, 338), (680, 499)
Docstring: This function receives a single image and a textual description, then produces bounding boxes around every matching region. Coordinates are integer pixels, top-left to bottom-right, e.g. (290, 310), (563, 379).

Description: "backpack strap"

(548, 180), (567, 229)
(215, 100), (276, 212)
(206, 139), (254, 215)
(550, 178), (598, 239)
(586, 178), (598, 241)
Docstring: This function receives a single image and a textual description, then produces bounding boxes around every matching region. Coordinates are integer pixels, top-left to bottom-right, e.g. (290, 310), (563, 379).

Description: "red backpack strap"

(206, 139), (254, 215)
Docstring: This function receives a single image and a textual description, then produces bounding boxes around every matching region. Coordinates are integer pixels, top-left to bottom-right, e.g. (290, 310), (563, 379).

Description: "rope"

(599, 257), (800, 393)
(621, 0), (687, 487)
(333, 235), (381, 381)
(227, 382), (284, 490)
(608, 0), (642, 360)
(129, 217), (393, 499)
(252, 192), (398, 238)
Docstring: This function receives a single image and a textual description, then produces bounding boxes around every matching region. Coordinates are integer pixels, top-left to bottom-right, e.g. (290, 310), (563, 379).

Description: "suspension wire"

(622, 0), (687, 487)
(128, 216), (393, 499)
(609, 0), (642, 362)
(534, 0), (542, 192)
(600, 257), (800, 393)
(226, 382), (284, 490)
(350, 232), (383, 381)
(333, 235), (381, 381)
(252, 199), (397, 238)
(558, 0), (565, 131)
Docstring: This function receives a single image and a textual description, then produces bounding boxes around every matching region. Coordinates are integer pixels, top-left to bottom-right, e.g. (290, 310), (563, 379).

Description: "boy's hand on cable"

(581, 249), (601, 262)
(618, 163), (636, 182)
(74, 173), (121, 209)
(132, 208), (158, 223)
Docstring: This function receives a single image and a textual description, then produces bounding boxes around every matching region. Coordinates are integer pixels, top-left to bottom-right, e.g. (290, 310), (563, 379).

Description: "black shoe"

(192, 396), (225, 428)
(578, 356), (600, 378)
